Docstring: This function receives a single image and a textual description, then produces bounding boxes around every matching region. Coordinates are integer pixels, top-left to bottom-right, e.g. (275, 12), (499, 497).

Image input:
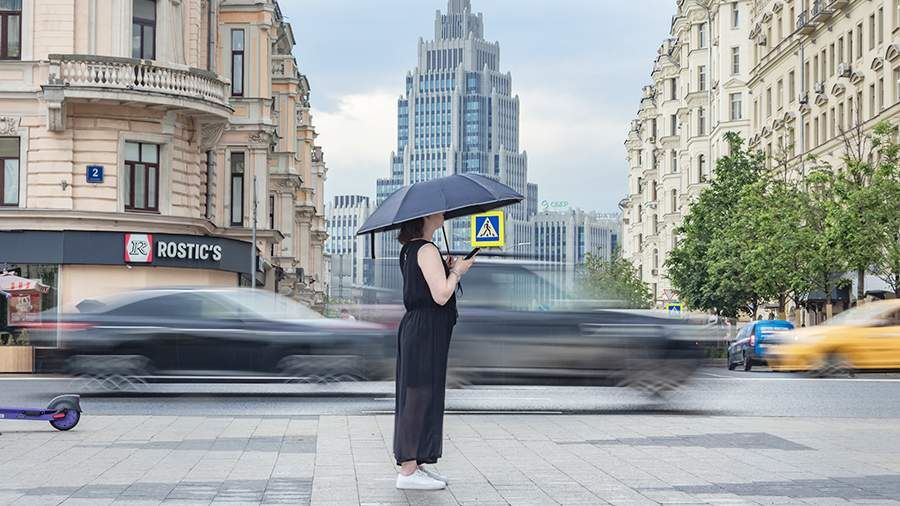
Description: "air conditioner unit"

(798, 92), (809, 104)
(837, 63), (852, 78)
(814, 81), (825, 94)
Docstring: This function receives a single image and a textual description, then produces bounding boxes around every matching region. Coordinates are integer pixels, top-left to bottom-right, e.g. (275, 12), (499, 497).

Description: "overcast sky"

(282, 0), (673, 213)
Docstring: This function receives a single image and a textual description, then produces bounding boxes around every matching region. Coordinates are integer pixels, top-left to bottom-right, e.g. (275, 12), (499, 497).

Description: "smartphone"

(464, 247), (481, 260)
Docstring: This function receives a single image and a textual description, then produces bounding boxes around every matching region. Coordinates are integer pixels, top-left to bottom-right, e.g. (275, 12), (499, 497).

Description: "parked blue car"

(727, 320), (795, 371)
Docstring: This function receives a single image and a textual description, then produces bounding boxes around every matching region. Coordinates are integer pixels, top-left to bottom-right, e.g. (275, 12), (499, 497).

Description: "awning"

(0, 273), (50, 294)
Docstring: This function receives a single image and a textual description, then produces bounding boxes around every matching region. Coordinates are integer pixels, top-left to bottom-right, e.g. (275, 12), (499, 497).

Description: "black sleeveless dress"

(393, 239), (458, 466)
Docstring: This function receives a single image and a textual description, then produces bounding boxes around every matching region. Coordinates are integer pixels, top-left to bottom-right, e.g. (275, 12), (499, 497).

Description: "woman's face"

(425, 213), (445, 229)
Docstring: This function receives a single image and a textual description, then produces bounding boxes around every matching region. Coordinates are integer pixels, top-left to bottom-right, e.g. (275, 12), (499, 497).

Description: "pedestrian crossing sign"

(471, 211), (505, 247)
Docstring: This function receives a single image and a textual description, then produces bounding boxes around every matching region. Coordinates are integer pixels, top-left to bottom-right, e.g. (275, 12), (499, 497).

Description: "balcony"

(42, 54), (232, 131)
(811, 0), (834, 21)
(796, 10), (818, 36)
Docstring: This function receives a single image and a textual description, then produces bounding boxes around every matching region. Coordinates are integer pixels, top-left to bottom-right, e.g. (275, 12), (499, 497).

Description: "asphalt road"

(3, 367), (900, 418)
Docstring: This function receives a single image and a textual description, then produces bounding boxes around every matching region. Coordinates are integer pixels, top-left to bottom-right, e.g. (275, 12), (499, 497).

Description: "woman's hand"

(451, 256), (475, 277)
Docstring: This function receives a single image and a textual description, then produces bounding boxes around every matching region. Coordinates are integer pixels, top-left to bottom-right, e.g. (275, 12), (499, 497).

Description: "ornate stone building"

(0, 0), (328, 312)
(624, 0), (753, 307)
(624, 0), (900, 308)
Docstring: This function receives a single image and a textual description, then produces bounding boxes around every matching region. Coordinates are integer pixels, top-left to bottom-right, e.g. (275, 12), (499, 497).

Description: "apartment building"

(326, 195), (372, 301)
(0, 0), (329, 316)
(747, 0), (900, 170)
(624, 0), (753, 306)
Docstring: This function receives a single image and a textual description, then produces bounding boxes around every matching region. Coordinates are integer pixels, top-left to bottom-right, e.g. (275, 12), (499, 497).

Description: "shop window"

(230, 152), (245, 226)
(0, 264), (58, 347)
(0, 0), (21, 60)
(231, 29), (245, 96)
(124, 141), (159, 212)
(132, 0), (156, 60)
(0, 137), (19, 206)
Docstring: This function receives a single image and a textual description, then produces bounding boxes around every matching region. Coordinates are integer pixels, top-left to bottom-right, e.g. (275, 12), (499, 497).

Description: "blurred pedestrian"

(339, 309), (356, 321)
(392, 212), (475, 490)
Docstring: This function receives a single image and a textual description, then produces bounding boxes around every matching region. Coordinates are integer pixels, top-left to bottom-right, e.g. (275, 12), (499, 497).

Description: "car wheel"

(743, 352), (752, 371)
(812, 353), (854, 378)
(278, 354), (365, 383)
(726, 351), (736, 370)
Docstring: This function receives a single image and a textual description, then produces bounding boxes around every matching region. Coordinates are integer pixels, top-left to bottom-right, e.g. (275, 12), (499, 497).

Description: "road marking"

(697, 376), (900, 383)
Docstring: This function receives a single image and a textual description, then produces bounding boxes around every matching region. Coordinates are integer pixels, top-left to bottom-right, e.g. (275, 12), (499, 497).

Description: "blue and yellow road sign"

(471, 211), (505, 247)
(666, 303), (683, 318)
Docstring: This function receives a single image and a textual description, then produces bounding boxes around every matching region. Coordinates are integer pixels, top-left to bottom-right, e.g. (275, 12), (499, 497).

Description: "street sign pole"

(251, 175), (258, 289)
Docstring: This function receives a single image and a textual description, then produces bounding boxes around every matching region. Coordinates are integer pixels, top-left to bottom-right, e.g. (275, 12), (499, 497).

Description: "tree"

(732, 177), (815, 319)
(804, 168), (847, 318)
(868, 121), (900, 295)
(666, 133), (765, 318)
(581, 249), (652, 309)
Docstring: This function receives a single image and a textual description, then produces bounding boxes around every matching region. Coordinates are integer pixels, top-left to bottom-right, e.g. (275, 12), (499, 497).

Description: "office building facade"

(376, 0), (536, 265)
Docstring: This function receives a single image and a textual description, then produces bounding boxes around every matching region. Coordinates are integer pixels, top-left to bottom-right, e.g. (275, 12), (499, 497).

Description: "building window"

(698, 155), (706, 183)
(0, 136), (19, 206)
(204, 150), (214, 219)
(869, 14), (876, 50)
(669, 78), (677, 100)
(698, 65), (706, 91)
(670, 114), (677, 136)
(0, 0), (21, 60)
(766, 87), (772, 117)
(731, 2), (739, 28)
(698, 23), (707, 48)
(877, 7), (884, 45)
(731, 47), (740, 75)
(230, 152), (245, 226)
(856, 23), (863, 60)
(671, 150), (678, 173)
(730, 92), (742, 120)
(697, 107), (705, 135)
(671, 189), (678, 213)
(777, 79), (784, 110)
(895, 68), (900, 104)
(132, 0), (156, 60)
(789, 71), (796, 103)
(231, 29), (245, 96)
(124, 141), (160, 212)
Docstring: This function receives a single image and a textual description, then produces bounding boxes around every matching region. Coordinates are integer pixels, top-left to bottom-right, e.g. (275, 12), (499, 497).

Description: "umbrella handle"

(441, 225), (452, 258)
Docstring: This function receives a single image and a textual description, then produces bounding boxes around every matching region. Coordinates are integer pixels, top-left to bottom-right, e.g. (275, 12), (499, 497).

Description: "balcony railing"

(47, 54), (231, 112)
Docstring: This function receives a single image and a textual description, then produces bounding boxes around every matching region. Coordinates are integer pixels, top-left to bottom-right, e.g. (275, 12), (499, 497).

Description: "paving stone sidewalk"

(2, 413), (900, 505)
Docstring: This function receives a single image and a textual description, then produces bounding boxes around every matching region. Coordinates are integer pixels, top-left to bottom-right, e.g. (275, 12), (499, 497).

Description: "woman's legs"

(399, 460), (418, 476)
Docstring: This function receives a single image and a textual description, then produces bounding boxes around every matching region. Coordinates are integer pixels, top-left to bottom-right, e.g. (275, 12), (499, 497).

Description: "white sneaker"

(418, 465), (448, 484)
(396, 469), (446, 490)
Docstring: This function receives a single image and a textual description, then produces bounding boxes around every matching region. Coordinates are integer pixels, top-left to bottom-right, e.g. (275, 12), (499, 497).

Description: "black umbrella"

(357, 173), (524, 257)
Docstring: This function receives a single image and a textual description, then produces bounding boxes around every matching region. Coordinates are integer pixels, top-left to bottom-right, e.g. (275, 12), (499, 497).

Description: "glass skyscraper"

(377, 0), (537, 260)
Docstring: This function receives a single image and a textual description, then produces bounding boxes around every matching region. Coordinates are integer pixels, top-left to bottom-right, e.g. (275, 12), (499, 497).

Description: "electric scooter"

(0, 394), (82, 433)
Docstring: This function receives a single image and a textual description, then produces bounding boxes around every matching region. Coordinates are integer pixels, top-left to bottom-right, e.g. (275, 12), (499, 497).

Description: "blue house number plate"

(86, 165), (104, 183)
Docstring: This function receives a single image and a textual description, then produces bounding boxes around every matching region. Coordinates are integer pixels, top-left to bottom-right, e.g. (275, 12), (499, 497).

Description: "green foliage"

(581, 249), (652, 309)
(667, 121), (900, 317)
(666, 133), (766, 317)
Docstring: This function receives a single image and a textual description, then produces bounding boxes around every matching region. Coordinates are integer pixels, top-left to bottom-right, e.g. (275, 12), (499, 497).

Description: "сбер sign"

(124, 234), (223, 264)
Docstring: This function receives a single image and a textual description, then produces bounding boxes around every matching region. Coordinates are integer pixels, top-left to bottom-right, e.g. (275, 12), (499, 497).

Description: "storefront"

(0, 231), (253, 310)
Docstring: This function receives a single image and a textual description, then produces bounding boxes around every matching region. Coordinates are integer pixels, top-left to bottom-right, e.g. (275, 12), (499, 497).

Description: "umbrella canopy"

(356, 173), (524, 236)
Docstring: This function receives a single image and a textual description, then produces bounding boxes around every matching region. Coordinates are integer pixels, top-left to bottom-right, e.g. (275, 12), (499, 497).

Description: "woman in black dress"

(394, 212), (475, 490)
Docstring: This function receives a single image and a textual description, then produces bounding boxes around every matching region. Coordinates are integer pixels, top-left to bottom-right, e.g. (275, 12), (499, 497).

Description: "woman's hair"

(397, 217), (425, 245)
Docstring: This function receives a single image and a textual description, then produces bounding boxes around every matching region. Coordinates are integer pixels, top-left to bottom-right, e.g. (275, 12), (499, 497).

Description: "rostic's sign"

(156, 240), (223, 262)
(124, 234), (223, 264)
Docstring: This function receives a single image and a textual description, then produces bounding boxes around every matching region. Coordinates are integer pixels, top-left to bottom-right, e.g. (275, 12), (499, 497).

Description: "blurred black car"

(359, 258), (708, 393)
(28, 288), (392, 382)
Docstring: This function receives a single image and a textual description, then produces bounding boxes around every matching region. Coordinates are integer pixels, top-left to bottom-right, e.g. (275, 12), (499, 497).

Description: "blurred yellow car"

(769, 299), (900, 375)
